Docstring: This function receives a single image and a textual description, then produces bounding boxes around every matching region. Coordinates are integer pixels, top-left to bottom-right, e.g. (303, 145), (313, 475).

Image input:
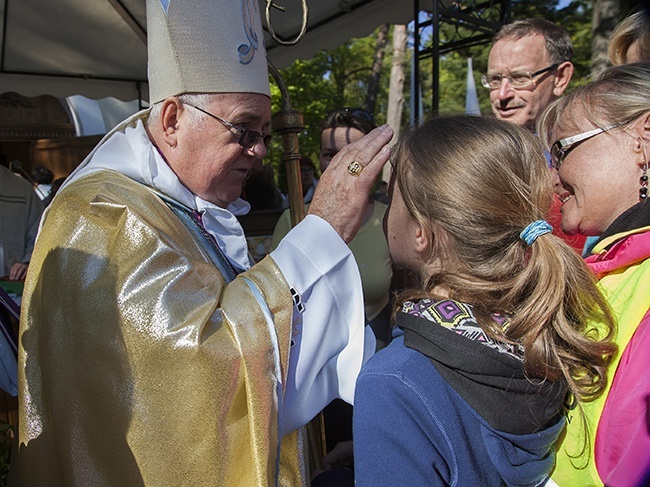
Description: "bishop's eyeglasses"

(184, 103), (272, 149)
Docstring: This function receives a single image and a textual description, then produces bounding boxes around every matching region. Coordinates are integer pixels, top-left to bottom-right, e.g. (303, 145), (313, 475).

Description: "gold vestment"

(10, 171), (306, 486)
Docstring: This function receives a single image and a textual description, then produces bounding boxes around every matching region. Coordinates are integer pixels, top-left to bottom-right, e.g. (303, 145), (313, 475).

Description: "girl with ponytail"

(352, 115), (617, 487)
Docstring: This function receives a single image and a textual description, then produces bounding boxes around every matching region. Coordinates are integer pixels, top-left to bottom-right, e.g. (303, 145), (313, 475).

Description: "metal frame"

(412, 0), (511, 121)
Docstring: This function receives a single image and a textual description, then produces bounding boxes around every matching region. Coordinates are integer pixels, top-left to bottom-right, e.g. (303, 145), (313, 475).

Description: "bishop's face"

(171, 93), (271, 208)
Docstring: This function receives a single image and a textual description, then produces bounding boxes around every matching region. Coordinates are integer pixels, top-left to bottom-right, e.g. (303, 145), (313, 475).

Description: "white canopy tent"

(0, 0), (424, 102)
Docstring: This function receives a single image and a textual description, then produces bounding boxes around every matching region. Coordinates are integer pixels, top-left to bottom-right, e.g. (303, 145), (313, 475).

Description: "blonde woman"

(538, 61), (650, 487)
(609, 10), (650, 65)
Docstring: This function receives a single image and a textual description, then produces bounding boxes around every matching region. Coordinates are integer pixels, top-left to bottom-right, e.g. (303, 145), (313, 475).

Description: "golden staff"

(268, 61), (306, 227)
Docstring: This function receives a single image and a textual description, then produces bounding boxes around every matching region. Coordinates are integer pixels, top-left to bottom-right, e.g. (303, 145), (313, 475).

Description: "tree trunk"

(591, 0), (620, 77)
(365, 24), (389, 113)
(383, 24), (407, 183)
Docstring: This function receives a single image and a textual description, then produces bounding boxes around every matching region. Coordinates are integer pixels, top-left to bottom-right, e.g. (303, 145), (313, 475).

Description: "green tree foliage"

(269, 33), (389, 192)
(268, 0), (599, 192)
(561, 0), (594, 86)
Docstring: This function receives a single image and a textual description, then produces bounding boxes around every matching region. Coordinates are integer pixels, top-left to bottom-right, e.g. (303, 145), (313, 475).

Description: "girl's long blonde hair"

(392, 115), (617, 404)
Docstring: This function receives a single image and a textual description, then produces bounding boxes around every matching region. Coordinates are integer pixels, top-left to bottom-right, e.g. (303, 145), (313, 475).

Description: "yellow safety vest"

(553, 233), (650, 486)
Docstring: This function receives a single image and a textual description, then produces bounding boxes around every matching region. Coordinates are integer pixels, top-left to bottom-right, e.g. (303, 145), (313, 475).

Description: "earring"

(641, 146), (648, 202)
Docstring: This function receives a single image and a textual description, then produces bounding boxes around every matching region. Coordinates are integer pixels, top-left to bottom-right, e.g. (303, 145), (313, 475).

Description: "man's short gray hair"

(494, 18), (573, 64)
(147, 93), (216, 127)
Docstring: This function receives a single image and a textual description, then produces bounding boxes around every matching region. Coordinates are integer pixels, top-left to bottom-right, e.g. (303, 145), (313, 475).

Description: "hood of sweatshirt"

(398, 306), (566, 486)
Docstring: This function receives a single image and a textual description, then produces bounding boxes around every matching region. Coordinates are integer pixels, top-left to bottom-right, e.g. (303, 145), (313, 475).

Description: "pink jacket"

(586, 229), (650, 487)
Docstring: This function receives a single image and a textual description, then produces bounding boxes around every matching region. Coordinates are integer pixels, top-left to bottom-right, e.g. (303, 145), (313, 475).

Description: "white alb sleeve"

(270, 214), (376, 435)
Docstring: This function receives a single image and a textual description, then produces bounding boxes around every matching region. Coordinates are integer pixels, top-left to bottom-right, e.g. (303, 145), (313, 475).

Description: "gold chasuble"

(11, 171), (306, 486)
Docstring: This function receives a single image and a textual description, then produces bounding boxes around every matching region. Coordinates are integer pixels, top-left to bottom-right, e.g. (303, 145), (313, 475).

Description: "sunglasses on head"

(327, 107), (375, 125)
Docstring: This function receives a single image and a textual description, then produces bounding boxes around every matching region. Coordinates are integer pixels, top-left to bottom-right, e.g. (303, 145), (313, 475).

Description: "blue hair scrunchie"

(520, 220), (553, 246)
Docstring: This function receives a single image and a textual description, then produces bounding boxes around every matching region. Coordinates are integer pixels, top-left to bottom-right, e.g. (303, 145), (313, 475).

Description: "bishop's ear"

(159, 97), (183, 148)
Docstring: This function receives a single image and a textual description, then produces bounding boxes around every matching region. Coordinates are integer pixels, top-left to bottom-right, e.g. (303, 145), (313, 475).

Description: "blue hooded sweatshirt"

(353, 301), (566, 487)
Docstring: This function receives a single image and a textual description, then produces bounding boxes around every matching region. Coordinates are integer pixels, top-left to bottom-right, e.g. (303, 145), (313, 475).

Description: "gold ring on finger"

(347, 160), (364, 176)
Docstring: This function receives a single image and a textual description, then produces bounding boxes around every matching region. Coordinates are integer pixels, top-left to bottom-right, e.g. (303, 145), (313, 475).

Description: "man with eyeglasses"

(484, 18), (589, 253)
(484, 18), (574, 132)
(10, 1), (392, 485)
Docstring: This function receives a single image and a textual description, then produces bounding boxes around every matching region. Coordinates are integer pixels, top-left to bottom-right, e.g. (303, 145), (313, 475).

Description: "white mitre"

(146, 0), (271, 103)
